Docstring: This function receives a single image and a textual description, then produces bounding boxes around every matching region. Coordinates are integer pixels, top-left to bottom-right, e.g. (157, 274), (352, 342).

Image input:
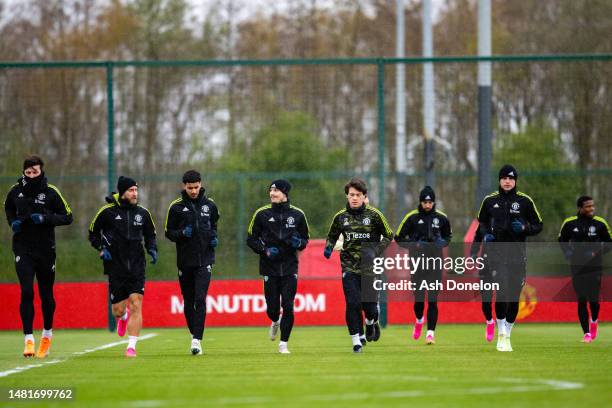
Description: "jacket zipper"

(127, 209), (131, 272)
(190, 201), (203, 267)
(279, 208), (284, 276)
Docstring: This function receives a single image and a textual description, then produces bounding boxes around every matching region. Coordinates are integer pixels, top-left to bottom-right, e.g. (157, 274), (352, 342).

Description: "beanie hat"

(499, 164), (518, 180)
(270, 179), (291, 198)
(117, 176), (137, 197)
(419, 185), (436, 202)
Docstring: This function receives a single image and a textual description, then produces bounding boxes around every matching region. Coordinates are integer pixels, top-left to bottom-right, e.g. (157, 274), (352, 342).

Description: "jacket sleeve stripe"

(164, 198), (182, 232)
(367, 205), (393, 236)
(396, 209), (418, 236)
(558, 216), (577, 237)
(518, 192), (543, 222)
(89, 204), (113, 232)
(594, 216), (612, 239)
(247, 205), (271, 234)
(48, 184), (72, 215)
(290, 205), (310, 238)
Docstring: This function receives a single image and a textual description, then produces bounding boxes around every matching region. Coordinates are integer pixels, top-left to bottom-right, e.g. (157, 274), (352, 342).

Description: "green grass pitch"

(0, 324), (610, 407)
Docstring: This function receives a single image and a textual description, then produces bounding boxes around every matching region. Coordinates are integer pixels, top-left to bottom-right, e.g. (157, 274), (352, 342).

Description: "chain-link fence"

(1, 55), (611, 282)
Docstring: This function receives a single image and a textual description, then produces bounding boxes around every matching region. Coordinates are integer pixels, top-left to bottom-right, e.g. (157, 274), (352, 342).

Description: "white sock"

(497, 318), (507, 336)
(25, 334), (35, 343)
(127, 336), (138, 349)
(274, 318), (281, 326)
(486, 319), (494, 324)
(121, 311), (128, 321)
(590, 318), (598, 323)
(351, 334), (361, 347)
(279, 341), (288, 349)
(416, 317), (424, 324)
(505, 321), (515, 338)
(42, 329), (53, 338)
(365, 318), (375, 325)
(426, 330), (434, 337)
(359, 334), (366, 340)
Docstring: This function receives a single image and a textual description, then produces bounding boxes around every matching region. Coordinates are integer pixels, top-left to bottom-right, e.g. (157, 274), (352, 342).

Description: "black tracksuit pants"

(178, 265), (212, 341)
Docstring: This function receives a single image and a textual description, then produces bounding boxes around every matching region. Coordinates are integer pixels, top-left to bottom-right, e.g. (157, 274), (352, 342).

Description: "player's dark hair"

(344, 177), (367, 195)
(182, 170), (201, 184)
(576, 195), (593, 208)
(23, 155), (44, 170)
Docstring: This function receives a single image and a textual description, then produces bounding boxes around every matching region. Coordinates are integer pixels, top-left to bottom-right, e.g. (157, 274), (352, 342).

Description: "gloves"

(323, 246), (333, 259)
(435, 237), (447, 249)
(210, 237), (218, 248)
(511, 219), (525, 233)
(415, 239), (428, 249)
(11, 220), (22, 233)
(563, 248), (573, 261)
(291, 234), (303, 249)
(100, 248), (112, 261)
(148, 249), (158, 264)
(483, 233), (495, 243)
(265, 247), (279, 259)
(31, 213), (45, 224)
(182, 225), (193, 238)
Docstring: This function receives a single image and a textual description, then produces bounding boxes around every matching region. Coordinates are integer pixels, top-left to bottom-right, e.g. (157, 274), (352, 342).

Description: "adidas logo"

(182, 207), (189, 212)
(18, 193), (24, 197)
(573, 227), (579, 232)
(418, 219), (425, 224)
(115, 215), (122, 220)
(425, 195), (431, 200)
(268, 217), (275, 222)
(493, 204), (500, 208)
(509, 171), (514, 176)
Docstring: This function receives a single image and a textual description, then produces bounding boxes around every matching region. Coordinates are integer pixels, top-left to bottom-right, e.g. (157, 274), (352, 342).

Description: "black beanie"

(419, 185), (435, 202)
(270, 179), (291, 198)
(499, 164), (518, 180)
(117, 176), (137, 197)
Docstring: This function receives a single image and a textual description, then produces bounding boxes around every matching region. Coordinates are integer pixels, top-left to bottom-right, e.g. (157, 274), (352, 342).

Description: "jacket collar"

(346, 202), (366, 215)
(181, 189), (206, 204)
(271, 200), (290, 212)
(418, 203), (436, 215)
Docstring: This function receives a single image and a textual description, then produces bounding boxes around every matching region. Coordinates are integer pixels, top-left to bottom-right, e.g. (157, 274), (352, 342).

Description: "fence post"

(106, 62), (116, 332)
(376, 59), (388, 328)
(237, 175), (247, 277)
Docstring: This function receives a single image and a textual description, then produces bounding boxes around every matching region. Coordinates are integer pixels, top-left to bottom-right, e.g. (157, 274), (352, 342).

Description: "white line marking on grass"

(211, 377), (583, 405)
(0, 359), (63, 378)
(72, 333), (157, 355)
(0, 333), (158, 378)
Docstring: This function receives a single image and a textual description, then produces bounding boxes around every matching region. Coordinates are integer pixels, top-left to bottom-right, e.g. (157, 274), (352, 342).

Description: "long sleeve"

(143, 208), (157, 252)
(373, 210), (393, 255)
(523, 195), (543, 236)
(4, 188), (17, 226)
(395, 211), (416, 243)
(470, 225), (483, 257)
(46, 186), (73, 226)
(164, 203), (183, 243)
(88, 207), (107, 251)
(296, 212), (309, 251)
(210, 201), (220, 237)
(247, 210), (266, 255)
(557, 218), (573, 258)
(325, 213), (342, 250)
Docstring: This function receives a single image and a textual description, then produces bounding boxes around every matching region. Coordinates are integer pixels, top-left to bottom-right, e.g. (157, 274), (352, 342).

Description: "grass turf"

(0, 324), (610, 408)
